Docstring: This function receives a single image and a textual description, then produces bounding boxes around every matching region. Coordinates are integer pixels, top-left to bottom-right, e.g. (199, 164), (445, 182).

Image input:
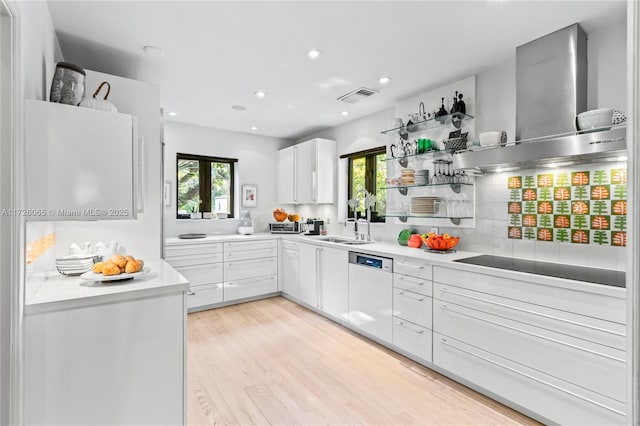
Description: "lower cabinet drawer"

(187, 283), (223, 309)
(223, 275), (277, 301)
(434, 301), (626, 403)
(166, 252), (223, 268)
(433, 333), (625, 426)
(393, 273), (432, 297)
(224, 257), (277, 281)
(393, 288), (432, 329)
(394, 257), (432, 281)
(393, 318), (432, 362)
(175, 263), (223, 287)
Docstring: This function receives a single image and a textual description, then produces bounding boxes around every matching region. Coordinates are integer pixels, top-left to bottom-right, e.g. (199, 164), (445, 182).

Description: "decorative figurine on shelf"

(435, 97), (448, 123)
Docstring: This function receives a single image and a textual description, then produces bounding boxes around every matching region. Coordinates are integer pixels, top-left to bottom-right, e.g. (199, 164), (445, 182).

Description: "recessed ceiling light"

(378, 76), (392, 84)
(166, 111), (177, 117)
(254, 90), (266, 98)
(250, 126), (258, 131)
(142, 45), (164, 57)
(232, 105), (247, 111)
(547, 163), (558, 168)
(617, 155), (628, 161)
(341, 111), (349, 116)
(307, 49), (323, 59)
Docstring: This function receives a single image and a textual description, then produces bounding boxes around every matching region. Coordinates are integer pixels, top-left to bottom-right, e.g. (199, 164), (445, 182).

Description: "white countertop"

(165, 232), (276, 245)
(163, 232), (625, 298)
(25, 259), (189, 315)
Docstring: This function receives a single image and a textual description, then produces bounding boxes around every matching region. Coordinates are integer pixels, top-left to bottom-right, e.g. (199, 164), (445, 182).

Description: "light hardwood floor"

(187, 296), (540, 426)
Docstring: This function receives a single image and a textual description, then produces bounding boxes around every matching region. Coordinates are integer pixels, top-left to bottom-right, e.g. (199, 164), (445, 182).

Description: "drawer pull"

(397, 321), (424, 334)
(440, 305), (625, 363)
(398, 276), (425, 286)
(227, 258), (275, 267)
(187, 290), (195, 296)
(397, 262), (424, 270)
(398, 291), (425, 302)
(439, 287), (625, 337)
(439, 339), (625, 416)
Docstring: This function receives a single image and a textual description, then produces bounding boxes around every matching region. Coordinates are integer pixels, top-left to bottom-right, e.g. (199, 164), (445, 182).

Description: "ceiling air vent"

(337, 87), (378, 104)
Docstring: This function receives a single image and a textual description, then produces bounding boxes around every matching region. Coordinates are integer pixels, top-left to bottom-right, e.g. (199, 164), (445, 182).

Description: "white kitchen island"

(23, 259), (189, 426)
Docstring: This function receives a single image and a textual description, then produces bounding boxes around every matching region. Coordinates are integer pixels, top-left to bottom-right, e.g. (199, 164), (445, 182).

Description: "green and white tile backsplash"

(506, 166), (627, 246)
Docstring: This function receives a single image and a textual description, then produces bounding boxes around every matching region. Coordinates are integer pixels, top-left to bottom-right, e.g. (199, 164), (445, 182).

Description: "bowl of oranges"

(422, 232), (460, 251)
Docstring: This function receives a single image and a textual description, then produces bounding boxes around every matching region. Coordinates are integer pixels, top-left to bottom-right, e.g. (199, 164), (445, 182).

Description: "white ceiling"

(46, 0), (626, 140)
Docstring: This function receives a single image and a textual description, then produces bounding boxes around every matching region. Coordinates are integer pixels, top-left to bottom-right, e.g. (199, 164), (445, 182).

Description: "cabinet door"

(24, 293), (185, 425)
(319, 247), (348, 320)
(297, 243), (318, 307)
(25, 100), (135, 221)
(281, 248), (300, 299)
(315, 138), (336, 204)
(277, 146), (296, 204)
(295, 140), (316, 204)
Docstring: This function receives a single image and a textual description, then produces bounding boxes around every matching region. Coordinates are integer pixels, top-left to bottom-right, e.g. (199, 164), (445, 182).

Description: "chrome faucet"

(348, 189), (376, 242)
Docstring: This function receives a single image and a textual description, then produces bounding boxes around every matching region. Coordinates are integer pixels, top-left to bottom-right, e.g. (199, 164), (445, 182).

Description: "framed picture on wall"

(241, 184), (257, 208)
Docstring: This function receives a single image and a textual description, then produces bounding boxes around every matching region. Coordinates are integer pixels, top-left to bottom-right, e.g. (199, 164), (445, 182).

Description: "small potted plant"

(189, 199), (202, 219)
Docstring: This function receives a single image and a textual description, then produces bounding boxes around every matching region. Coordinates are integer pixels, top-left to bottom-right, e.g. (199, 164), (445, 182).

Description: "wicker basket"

(444, 137), (468, 151)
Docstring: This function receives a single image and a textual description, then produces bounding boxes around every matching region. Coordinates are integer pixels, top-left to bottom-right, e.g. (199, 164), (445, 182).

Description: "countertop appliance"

(304, 219), (324, 235)
(269, 222), (304, 234)
(347, 252), (393, 342)
(454, 255), (625, 288)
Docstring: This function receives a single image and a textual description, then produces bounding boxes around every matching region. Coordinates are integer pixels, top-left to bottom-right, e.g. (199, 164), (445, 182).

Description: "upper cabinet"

(277, 138), (336, 204)
(25, 100), (139, 221)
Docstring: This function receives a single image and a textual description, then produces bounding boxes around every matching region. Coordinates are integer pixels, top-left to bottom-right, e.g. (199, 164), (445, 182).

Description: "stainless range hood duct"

(516, 23), (588, 140)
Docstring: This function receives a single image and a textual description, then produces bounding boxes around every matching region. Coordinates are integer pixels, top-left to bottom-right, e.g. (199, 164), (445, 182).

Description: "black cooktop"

(454, 255), (625, 288)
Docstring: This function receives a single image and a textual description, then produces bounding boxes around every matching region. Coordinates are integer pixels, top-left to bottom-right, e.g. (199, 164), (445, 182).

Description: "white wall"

(2, 1), (60, 423)
(295, 20), (627, 269)
(163, 122), (292, 237)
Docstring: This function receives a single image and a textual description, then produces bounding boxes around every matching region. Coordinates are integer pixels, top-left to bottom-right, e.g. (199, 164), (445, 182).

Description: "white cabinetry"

(280, 240), (300, 298)
(392, 257), (433, 362)
(319, 247), (348, 320)
(165, 242), (224, 311)
(432, 266), (626, 425)
(25, 100), (138, 221)
(24, 292), (185, 425)
(223, 240), (278, 302)
(277, 138), (336, 204)
(297, 242), (320, 307)
(286, 242), (348, 320)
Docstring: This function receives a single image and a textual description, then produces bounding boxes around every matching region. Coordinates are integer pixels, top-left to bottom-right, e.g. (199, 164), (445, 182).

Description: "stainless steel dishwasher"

(347, 251), (393, 342)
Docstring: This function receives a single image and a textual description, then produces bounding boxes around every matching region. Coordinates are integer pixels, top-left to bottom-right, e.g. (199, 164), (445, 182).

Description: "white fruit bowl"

(576, 108), (613, 131)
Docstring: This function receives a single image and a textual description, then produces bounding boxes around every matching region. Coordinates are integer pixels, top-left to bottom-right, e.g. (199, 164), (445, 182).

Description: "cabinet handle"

(439, 287), (625, 337)
(312, 171), (317, 202)
(187, 290), (195, 296)
(316, 247), (323, 309)
(439, 338), (625, 416)
(227, 258), (274, 267)
(294, 146), (298, 202)
(398, 291), (424, 302)
(397, 321), (424, 334)
(398, 276), (425, 286)
(439, 304), (625, 363)
(397, 262), (425, 270)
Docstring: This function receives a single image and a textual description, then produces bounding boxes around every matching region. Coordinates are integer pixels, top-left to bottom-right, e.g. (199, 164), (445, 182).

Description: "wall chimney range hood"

(454, 23), (626, 173)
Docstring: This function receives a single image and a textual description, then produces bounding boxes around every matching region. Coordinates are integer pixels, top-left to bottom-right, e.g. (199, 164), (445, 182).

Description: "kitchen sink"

(316, 236), (375, 245)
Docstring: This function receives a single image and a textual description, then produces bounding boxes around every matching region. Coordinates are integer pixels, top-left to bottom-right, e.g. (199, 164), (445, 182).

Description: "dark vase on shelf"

(435, 97), (447, 123)
(457, 93), (466, 114)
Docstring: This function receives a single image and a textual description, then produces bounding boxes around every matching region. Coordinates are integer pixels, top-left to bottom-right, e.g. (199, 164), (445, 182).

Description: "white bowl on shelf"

(576, 108), (613, 131)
